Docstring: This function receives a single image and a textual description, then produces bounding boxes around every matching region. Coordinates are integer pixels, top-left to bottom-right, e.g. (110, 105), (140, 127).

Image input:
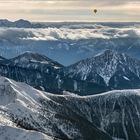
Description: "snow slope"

(0, 76), (140, 140)
(0, 76), (112, 140)
(0, 125), (52, 140)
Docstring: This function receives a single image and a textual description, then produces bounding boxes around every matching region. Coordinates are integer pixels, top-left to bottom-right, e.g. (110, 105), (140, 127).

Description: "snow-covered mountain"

(1, 51), (140, 95)
(63, 50), (140, 89)
(9, 52), (63, 72)
(0, 76), (140, 140)
(0, 52), (107, 95)
(0, 76), (112, 140)
(0, 52), (62, 93)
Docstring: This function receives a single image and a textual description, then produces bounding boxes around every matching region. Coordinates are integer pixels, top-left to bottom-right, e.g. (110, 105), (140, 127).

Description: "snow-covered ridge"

(1, 50), (140, 95)
(0, 77), (62, 139)
(0, 76), (140, 140)
(0, 76), (112, 140)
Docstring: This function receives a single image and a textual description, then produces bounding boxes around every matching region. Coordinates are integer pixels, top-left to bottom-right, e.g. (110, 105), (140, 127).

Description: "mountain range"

(0, 20), (140, 65)
(0, 76), (140, 140)
(0, 50), (140, 95)
(0, 19), (41, 28)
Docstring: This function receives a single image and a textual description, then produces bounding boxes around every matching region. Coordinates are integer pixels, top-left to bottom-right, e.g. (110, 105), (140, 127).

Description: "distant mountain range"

(0, 19), (139, 28)
(0, 19), (73, 28)
(0, 19), (43, 28)
(0, 50), (140, 95)
(0, 20), (140, 65)
(0, 76), (140, 140)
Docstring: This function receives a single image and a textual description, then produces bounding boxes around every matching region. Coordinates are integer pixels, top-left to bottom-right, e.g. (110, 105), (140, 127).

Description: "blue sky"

(0, 0), (140, 22)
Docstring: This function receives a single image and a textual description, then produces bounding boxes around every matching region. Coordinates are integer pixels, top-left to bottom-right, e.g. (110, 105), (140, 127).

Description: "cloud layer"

(0, 24), (140, 42)
(0, 23), (140, 65)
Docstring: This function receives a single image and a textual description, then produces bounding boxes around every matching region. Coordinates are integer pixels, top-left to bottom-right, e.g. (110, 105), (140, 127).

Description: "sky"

(0, 0), (140, 22)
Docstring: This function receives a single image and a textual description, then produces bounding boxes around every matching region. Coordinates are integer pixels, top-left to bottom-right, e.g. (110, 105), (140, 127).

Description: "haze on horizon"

(0, 0), (140, 22)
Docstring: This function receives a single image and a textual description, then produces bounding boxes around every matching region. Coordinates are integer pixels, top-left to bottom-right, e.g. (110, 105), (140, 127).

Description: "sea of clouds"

(0, 24), (140, 43)
(0, 23), (140, 65)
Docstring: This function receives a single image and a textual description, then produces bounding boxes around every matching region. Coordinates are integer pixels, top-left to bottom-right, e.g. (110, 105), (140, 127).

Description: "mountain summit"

(13, 19), (32, 28)
(10, 52), (63, 70)
(64, 50), (140, 89)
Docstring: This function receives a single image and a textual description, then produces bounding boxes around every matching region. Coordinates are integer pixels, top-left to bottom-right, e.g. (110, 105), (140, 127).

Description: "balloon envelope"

(94, 9), (97, 13)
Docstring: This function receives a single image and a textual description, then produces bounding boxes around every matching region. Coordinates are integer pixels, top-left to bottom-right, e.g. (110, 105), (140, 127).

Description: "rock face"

(63, 50), (140, 90)
(0, 76), (140, 140)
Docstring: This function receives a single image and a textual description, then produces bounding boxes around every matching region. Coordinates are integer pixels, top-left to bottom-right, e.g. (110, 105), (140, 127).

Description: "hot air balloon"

(94, 9), (97, 14)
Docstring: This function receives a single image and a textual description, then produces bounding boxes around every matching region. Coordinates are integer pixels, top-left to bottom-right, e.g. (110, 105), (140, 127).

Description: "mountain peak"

(95, 49), (127, 60)
(64, 50), (140, 87)
(0, 19), (32, 28)
(104, 49), (119, 56)
(12, 52), (52, 62)
(14, 19), (32, 27)
(93, 50), (132, 69)
(102, 49), (116, 54)
(15, 19), (29, 22)
(10, 52), (63, 69)
(14, 19), (31, 24)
